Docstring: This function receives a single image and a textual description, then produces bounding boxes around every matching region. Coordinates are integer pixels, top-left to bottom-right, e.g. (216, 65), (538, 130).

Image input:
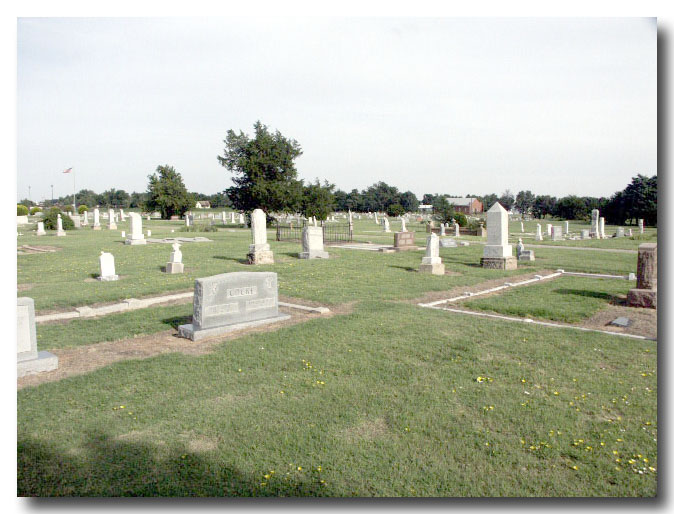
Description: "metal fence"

(275, 221), (353, 243)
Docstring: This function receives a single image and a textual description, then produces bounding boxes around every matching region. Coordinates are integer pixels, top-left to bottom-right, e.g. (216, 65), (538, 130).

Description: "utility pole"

(51, 185), (54, 205)
(28, 186), (31, 203)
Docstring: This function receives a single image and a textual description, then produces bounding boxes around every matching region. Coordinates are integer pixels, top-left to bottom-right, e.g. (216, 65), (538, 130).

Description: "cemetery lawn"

(18, 301), (656, 497)
(462, 276), (636, 323)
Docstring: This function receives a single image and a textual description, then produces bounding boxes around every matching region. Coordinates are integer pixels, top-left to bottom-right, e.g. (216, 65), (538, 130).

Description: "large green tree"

(145, 165), (194, 219)
(301, 180), (336, 221)
(218, 121), (304, 213)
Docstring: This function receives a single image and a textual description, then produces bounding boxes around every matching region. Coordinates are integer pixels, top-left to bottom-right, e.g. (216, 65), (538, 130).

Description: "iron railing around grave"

(275, 220), (353, 244)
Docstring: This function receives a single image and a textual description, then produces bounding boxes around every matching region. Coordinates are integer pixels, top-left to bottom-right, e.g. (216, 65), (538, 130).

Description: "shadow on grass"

(388, 265), (417, 272)
(554, 288), (625, 305)
(18, 430), (331, 497)
(162, 315), (193, 330)
(212, 256), (250, 265)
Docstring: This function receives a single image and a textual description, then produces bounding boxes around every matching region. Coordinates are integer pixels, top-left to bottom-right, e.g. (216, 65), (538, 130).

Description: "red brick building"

(447, 197), (483, 214)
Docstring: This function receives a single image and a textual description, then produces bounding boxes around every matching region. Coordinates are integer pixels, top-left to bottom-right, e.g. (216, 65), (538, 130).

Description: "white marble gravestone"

(400, 218), (406, 232)
(520, 221), (525, 232)
(166, 242), (184, 274)
(300, 226), (329, 259)
(36, 221), (46, 236)
(247, 209), (274, 264)
(419, 233), (444, 275)
(455, 223), (460, 237)
(383, 218), (391, 233)
(178, 272), (290, 341)
(546, 223), (552, 237)
(638, 219), (644, 234)
(535, 223), (543, 241)
(82, 210), (89, 225)
(516, 238), (535, 261)
(239, 213), (245, 225)
(564, 221), (569, 235)
(374, 213), (378, 225)
(551, 226), (563, 241)
(98, 251), (119, 281)
(108, 209), (117, 230)
(590, 209), (599, 238)
(581, 229), (590, 239)
(56, 214), (66, 236)
(125, 212), (146, 245)
(93, 208), (101, 230)
(599, 217), (606, 239)
(17, 297), (58, 377)
(440, 223), (446, 236)
(481, 202), (516, 270)
(615, 227), (625, 238)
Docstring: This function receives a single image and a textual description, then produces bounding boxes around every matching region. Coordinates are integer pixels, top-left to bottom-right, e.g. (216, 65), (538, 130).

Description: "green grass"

(18, 302), (657, 496)
(36, 303), (194, 351)
(18, 218), (639, 311)
(463, 276), (635, 323)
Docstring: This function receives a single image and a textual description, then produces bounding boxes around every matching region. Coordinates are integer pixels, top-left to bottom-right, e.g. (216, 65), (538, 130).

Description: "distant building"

(418, 204), (433, 213)
(195, 201), (211, 209)
(446, 197), (483, 214)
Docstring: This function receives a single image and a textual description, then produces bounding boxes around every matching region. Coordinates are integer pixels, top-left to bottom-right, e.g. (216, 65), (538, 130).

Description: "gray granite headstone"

(17, 297), (58, 377)
(609, 317), (632, 328)
(178, 272), (289, 341)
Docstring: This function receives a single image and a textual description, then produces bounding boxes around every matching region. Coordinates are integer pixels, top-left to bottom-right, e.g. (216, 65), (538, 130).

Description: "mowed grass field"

(17, 215), (657, 496)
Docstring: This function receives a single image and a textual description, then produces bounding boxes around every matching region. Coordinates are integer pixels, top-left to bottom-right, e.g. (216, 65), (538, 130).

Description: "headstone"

(564, 221), (569, 235)
(239, 213), (245, 225)
(394, 231), (416, 251)
(374, 213), (378, 224)
(638, 219), (644, 234)
(520, 221), (524, 232)
(535, 223), (543, 241)
(599, 217), (606, 239)
(17, 297), (58, 377)
(615, 227), (625, 238)
(186, 214), (192, 227)
(165, 242), (184, 273)
(36, 222), (46, 236)
(609, 317), (632, 328)
(300, 226), (329, 259)
(546, 223), (552, 237)
(551, 226), (563, 241)
(383, 218), (391, 233)
(120, 209), (126, 221)
(121, 231), (126, 238)
(590, 209), (599, 238)
(439, 238), (457, 248)
(147, 230), (152, 237)
(627, 243), (657, 308)
(108, 209), (117, 229)
(419, 233), (445, 275)
(440, 223), (446, 236)
(628, 228), (633, 237)
(97, 251), (119, 281)
(125, 212), (147, 245)
(93, 208), (101, 230)
(82, 210), (89, 225)
(178, 272), (290, 341)
(56, 214), (66, 236)
(70, 214), (81, 228)
(581, 229), (590, 239)
(222, 212), (227, 223)
(400, 218), (406, 232)
(455, 223), (460, 237)
(16, 215), (28, 225)
(481, 203), (516, 270)
(516, 237), (535, 261)
(247, 209), (274, 264)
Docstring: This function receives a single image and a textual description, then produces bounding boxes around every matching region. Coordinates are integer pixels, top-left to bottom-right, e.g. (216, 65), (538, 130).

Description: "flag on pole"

(63, 168), (72, 173)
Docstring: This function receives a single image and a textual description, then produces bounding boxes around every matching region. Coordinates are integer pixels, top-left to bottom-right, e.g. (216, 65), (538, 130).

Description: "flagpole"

(73, 169), (76, 213)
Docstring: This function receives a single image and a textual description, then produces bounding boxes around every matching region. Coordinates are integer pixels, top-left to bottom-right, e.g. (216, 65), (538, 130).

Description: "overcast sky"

(16, 17), (656, 203)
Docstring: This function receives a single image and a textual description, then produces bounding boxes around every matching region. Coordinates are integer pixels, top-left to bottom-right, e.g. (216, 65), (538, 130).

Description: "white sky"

(16, 17), (656, 202)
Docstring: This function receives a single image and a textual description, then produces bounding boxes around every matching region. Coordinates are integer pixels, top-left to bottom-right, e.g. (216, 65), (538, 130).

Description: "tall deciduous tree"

(301, 180), (336, 221)
(218, 121), (304, 213)
(145, 165), (194, 219)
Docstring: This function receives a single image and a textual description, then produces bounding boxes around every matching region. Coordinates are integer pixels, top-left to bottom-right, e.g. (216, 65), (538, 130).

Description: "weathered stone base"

(56, 231), (66, 237)
(247, 250), (274, 265)
(93, 225), (101, 230)
(18, 351), (58, 377)
(109, 224), (117, 230)
(178, 314), (291, 341)
(419, 263), (445, 275)
(125, 238), (147, 245)
(36, 232), (46, 236)
(518, 251), (535, 262)
(97, 274), (119, 281)
(627, 288), (657, 309)
(299, 251), (329, 259)
(481, 257), (517, 270)
(393, 245), (418, 251)
(165, 262), (184, 274)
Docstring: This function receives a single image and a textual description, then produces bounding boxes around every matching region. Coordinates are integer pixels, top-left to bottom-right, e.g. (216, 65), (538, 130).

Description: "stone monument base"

(109, 224), (117, 230)
(93, 225), (101, 230)
(165, 262), (184, 274)
(627, 288), (657, 309)
(125, 238), (147, 245)
(247, 250), (274, 265)
(299, 250), (329, 259)
(518, 251), (535, 262)
(18, 351), (58, 378)
(178, 314), (291, 342)
(481, 256), (517, 270)
(419, 263), (445, 275)
(97, 274), (119, 281)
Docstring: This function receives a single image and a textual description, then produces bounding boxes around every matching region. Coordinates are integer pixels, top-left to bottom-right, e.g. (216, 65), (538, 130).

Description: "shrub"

(29, 207), (42, 215)
(17, 204), (29, 216)
(179, 223), (218, 233)
(386, 203), (406, 217)
(43, 207), (75, 231)
(78, 205), (88, 214)
(453, 212), (468, 227)
(63, 205), (74, 213)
